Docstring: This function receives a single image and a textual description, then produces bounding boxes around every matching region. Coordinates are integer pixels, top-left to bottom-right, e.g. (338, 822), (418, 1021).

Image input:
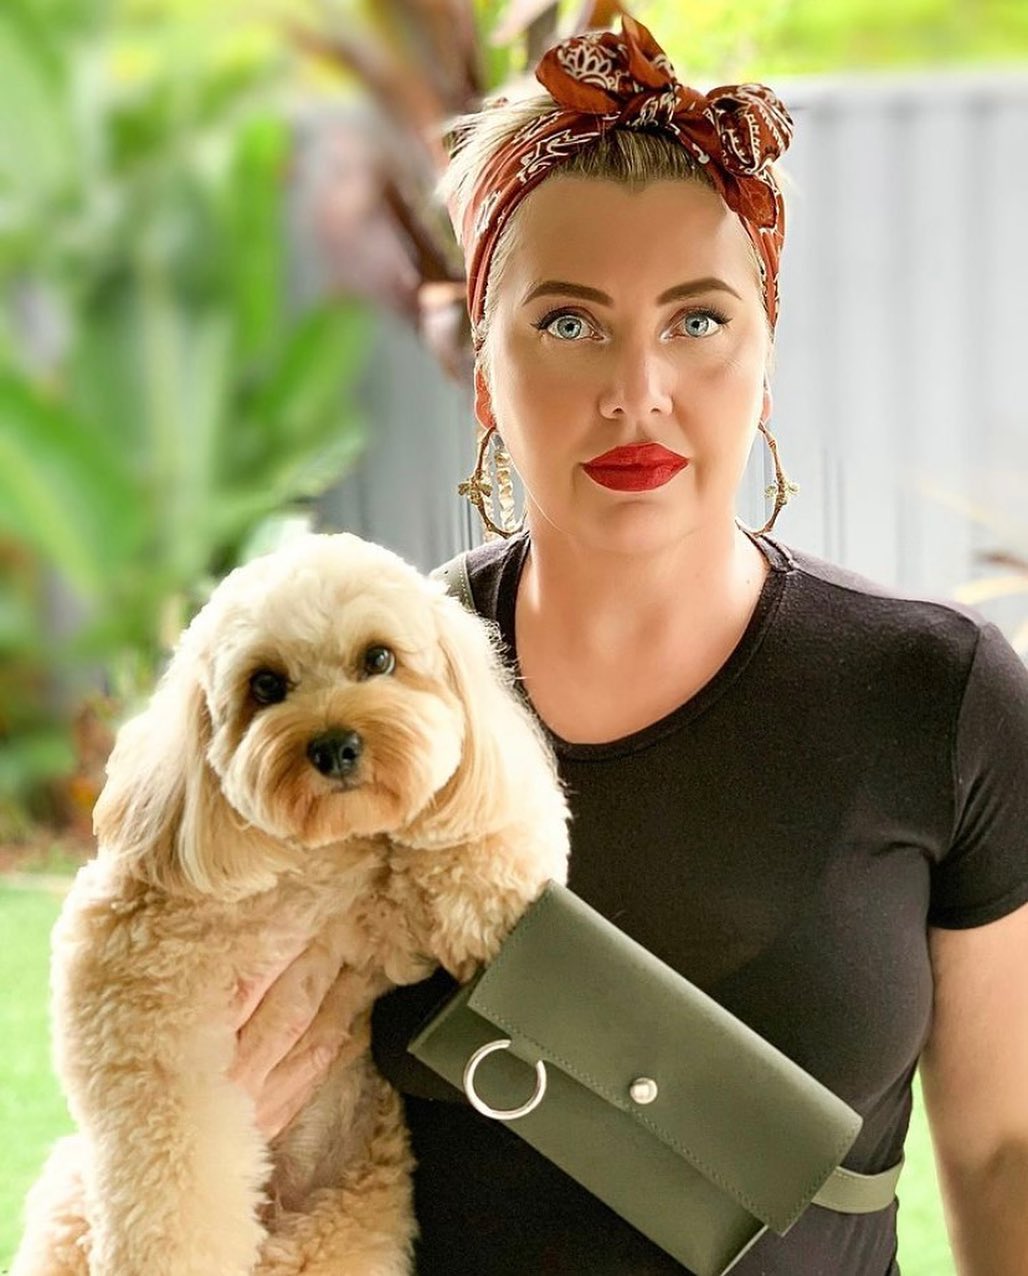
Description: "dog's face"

(198, 534), (466, 847)
(95, 532), (547, 898)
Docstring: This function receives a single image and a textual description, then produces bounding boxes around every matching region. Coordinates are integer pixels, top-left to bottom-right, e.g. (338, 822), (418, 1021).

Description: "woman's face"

(480, 175), (772, 553)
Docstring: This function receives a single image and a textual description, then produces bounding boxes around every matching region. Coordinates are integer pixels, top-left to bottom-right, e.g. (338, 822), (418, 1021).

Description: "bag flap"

(466, 882), (862, 1234)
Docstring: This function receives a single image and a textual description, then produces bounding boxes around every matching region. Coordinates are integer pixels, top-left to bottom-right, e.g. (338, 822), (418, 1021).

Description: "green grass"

(0, 884), (73, 1269)
(0, 883), (955, 1273)
(898, 1078), (956, 1275)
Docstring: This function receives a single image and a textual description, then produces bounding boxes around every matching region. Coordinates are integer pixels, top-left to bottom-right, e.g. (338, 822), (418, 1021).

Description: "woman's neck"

(516, 518), (768, 664)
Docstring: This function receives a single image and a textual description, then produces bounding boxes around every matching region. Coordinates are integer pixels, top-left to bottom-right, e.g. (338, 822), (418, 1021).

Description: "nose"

(306, 729), (363, 779)
(597, 338), (674, 421)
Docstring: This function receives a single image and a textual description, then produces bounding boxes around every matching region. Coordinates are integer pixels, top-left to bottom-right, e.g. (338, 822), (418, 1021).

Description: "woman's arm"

(920, 899), (1028, 1275)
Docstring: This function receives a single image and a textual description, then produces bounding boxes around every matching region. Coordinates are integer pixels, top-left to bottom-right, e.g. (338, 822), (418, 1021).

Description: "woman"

(231, 14), (1028, 1274)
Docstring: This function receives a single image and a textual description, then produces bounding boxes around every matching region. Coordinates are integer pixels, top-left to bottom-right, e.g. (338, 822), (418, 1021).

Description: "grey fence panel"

(317, 312), (478, 573)
(772, 72), (1028, 607)
(302, 72), (1028, 616)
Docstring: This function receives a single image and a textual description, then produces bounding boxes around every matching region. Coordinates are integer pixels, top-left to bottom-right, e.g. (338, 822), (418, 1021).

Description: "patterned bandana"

(458, 13), (794, 339)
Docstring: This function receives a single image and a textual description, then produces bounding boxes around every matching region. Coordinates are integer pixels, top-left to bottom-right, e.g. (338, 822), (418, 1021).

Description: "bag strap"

(813, 1154), (904, 1213)
(431, 551), (474, 612)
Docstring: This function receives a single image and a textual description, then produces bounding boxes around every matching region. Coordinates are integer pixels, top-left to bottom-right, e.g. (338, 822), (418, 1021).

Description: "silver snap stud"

(629, 1077), (658, 1105)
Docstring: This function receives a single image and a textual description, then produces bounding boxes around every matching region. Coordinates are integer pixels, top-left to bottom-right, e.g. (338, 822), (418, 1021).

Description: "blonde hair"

(438, 83), (776, 378)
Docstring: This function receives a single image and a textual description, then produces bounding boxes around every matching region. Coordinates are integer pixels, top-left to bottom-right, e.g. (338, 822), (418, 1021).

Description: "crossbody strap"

(431, 550), (474, 612)
(813, 1154), (904, 1213)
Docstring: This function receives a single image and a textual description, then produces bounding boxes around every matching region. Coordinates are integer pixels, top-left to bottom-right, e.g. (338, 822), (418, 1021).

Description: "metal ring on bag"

(462, 1038), (548, 1121)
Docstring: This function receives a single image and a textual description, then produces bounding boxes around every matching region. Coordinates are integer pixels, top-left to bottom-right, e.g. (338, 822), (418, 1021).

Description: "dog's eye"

(363, 645), (396, 677)
(249, 670), (288, 705)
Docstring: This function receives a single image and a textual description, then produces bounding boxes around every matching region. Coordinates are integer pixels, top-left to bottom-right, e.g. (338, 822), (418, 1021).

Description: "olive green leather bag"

(409, 881), (903, 1276)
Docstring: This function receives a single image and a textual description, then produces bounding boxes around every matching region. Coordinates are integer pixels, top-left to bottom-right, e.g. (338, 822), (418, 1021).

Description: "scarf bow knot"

(536, 17), (793, 229)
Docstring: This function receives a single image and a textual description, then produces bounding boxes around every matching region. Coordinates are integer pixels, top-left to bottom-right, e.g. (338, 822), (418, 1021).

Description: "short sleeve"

(928, 621), (1028, 928)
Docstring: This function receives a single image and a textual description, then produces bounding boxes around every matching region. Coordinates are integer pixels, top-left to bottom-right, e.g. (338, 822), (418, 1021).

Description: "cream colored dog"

(12, 532), (570, 1276)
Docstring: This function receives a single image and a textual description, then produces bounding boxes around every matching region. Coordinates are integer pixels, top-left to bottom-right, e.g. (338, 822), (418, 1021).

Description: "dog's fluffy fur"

(12, 533), (570, 1276)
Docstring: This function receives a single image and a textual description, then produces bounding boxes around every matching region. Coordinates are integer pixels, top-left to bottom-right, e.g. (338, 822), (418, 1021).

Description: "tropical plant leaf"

(214, 424), (366, 547)
(166, 310), (234, 582)
(0, 0), (78, 209)
(225, 113), (289, 368)
(235, 300), (370, 469)
(0, 375), (145, 599)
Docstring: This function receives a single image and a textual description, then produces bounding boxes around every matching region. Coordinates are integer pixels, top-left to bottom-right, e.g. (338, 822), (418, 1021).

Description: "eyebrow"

(521, 277), (743, 307)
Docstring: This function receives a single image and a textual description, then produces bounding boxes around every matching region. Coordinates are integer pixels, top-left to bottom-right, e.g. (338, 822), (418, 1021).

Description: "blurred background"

(1, 1), (1026, 1271)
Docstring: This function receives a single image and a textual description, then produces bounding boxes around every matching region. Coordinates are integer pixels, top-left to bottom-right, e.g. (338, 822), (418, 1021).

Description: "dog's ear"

(408, 590), (565, 845)
(92, 648), (209, 896)
(93, 642), (296, 900)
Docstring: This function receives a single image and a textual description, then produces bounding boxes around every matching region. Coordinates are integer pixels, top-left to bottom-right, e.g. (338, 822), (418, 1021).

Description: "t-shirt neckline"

(494, 528), (792, 761)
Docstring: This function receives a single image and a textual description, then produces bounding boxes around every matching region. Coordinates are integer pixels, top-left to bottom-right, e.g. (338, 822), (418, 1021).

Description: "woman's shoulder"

(754, 536), (1028, 731)
(767, 534), (989, 653)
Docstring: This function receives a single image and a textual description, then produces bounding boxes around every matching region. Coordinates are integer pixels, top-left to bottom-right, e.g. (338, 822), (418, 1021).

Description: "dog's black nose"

(307, 729), (363, 779)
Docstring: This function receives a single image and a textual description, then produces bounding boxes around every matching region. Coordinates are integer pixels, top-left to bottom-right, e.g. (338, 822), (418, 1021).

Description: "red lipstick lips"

(582, 442), (689, 492)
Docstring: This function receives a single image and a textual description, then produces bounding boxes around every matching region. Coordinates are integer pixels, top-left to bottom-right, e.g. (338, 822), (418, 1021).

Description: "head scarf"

(458, 13), (794, 339)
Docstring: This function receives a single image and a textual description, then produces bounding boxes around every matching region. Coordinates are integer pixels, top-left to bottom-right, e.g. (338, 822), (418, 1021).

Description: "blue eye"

(534, 311), (595, 341)
(680, 309), (729, 338)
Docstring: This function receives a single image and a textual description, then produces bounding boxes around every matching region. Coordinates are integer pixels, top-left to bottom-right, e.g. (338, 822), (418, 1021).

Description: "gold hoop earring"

(755, 419), (798, 535)
(458, 423), (524, 540)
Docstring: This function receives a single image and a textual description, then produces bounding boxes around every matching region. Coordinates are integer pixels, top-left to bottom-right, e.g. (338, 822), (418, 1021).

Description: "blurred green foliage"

(0, 0), (370, 832)
(631, 0), (1028, 77)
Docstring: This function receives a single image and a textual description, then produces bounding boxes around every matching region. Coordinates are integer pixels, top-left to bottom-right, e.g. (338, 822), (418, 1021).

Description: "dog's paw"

(383, 949), (437, 986)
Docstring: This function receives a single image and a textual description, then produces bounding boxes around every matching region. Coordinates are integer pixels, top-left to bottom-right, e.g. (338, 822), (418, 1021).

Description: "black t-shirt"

(372, 530), (1028, 1275)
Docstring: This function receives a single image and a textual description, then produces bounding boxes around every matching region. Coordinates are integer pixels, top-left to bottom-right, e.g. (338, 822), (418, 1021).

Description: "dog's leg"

(403, 830), (564, 981)
(9, 1136), (91, 1276)
(256, 1076), (415, 1276)
(77, 1057), (270, 1276)
(47, 880), (274, 1276)
(55, 963), (271, 1276)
